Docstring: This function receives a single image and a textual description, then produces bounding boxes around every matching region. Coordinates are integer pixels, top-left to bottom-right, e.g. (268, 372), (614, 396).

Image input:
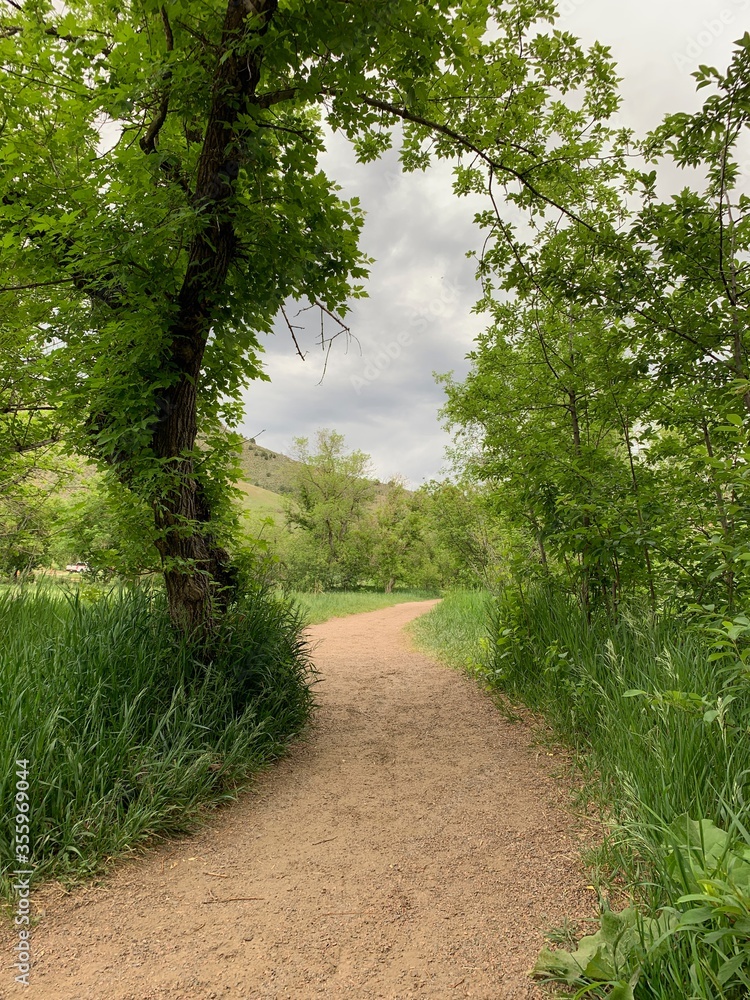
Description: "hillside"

(236, 437), (303, 496)
(236, 480), (288, 522)
(235, 435), (392, 513)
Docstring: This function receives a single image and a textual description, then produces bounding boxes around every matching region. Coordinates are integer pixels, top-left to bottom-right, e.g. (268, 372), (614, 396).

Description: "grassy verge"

(414, 588), (750, 999)
(409, 589), (490, 669)
(0, 585), (312, 901)
(291, 589), (438, 625)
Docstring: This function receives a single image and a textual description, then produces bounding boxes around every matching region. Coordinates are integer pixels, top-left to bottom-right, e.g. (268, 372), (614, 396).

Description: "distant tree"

(368, 480), (429, 593)
(0, 308), (63, 574)
(286, 430), (375, 589)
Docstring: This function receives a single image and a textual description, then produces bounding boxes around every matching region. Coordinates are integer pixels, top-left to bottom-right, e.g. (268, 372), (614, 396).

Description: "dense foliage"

(444, 41), (750, 616)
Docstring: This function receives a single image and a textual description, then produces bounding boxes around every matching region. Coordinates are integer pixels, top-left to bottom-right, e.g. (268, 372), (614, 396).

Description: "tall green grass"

(415, 589), (750, 998)
(0, 585), (312, 899)
(487, 590), (750, 870)
(410, 589), (490, 669)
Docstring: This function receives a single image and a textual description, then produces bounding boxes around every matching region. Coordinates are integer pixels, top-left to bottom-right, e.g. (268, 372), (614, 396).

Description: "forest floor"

(3, 601), (597, 1000)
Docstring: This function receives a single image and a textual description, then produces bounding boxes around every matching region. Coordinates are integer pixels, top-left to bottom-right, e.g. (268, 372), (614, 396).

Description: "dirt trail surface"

(5, 601), (595, 1000)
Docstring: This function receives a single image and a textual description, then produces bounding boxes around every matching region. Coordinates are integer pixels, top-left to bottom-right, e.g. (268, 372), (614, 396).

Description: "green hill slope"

(236, 480), (288, 520)
(236, 437), (302, 496)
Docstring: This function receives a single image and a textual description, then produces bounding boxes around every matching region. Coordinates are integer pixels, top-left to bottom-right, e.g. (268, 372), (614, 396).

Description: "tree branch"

(0, 405), (57, 413)
(354, 94), (595, 232)
(280, 303), (306, 360)
(255, 87), (297, 109)
(0, 278), (76, 293)
(139, 7), (174, 156)
(10, 435), (60, 455)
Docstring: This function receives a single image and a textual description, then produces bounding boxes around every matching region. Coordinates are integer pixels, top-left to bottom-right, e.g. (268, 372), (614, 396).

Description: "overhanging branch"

(354, 94), (595, 232)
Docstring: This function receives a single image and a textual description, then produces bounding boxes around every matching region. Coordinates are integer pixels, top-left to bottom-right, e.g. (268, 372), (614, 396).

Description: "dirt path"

(4, 601), (595, 999)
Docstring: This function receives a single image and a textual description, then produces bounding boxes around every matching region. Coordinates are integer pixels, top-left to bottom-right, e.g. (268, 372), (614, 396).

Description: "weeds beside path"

(11, 601), (595, 1000)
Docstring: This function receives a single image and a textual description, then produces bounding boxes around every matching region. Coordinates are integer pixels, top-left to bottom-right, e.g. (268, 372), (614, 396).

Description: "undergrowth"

(0, 585), (312, 901)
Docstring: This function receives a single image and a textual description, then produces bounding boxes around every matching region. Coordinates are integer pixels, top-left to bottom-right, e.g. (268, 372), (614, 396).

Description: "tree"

(367, 479), (427, 593)
(0, 0), (621, 632)
(442, 40), (750, 613)
(442, 299), (650, 610)
(538, 40), (750, 608)
(285, 430), (374, 589)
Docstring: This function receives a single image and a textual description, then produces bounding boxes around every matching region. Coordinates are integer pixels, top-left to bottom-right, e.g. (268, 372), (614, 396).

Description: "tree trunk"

(150, 373), (238, 631)
(146, 0), (278, 633)
(702, 418), (735, 609)
(568, 387), (591, 615)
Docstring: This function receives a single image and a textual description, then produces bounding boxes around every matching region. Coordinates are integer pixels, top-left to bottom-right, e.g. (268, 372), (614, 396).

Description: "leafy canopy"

(0, 0), (621, 481)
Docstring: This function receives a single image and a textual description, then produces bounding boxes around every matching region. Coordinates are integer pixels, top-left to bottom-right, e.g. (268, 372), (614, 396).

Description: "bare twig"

(280, 304), (307, 360)
(201, 896), (265, 904)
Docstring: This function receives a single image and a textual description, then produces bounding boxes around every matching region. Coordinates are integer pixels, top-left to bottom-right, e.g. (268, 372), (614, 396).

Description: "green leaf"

(609, 985), (635, 1000)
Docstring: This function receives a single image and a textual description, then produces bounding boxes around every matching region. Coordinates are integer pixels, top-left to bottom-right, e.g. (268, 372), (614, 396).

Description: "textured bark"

(150, 378), (237, 633)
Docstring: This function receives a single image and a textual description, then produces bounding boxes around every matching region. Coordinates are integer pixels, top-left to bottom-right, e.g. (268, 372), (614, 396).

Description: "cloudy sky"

(239, 1), (748, 487)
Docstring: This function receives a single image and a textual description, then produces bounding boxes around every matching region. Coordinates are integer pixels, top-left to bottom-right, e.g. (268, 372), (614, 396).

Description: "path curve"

(5, 601), (594, 999)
